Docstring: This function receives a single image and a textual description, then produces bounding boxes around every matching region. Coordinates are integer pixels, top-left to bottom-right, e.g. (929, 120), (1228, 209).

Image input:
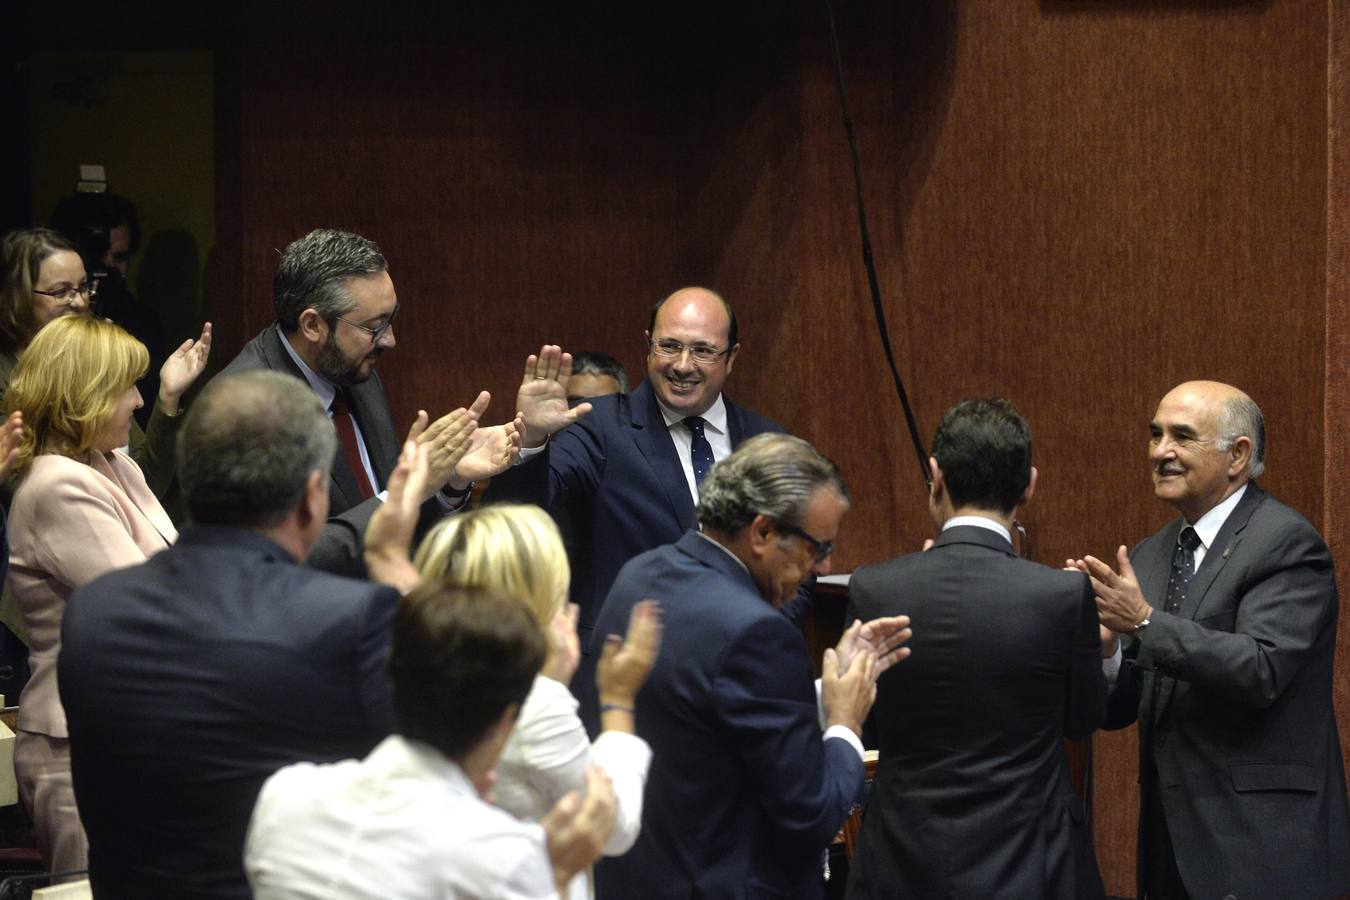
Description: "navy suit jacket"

(488, 380), (786, 634)
(59, 525), (397, 900)
(845, 525), (1105, 900)
(590, 531), (864, 900)
(221, 325), (441, 576)
(1104, 483), (1350, 899)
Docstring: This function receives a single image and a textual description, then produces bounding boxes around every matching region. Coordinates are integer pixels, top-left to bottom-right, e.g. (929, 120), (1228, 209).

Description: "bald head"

(1149, 381), (1264, 522)
(645, 286), (740, 418)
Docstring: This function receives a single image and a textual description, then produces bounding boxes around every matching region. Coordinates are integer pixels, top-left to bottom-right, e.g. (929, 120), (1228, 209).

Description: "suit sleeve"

(130, 399), (182, 499)
(712, 616), (863, 855)
(1063, 573), (1107, 739)
(1133, 518), (1337, 709)
(485, 418), (605, 512)
(305, 496), (444, 579)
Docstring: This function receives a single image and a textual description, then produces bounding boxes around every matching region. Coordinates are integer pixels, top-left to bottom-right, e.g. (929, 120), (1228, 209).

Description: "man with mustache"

(1075, 381), (1350, 899)
(222, 229), (537, 576)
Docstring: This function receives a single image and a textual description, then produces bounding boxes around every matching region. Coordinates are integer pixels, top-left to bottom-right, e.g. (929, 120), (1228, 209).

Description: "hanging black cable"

(820, 0), (930, 488)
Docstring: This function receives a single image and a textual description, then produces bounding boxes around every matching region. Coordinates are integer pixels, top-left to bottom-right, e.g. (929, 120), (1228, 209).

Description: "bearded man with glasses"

(222, 229), (550, 577)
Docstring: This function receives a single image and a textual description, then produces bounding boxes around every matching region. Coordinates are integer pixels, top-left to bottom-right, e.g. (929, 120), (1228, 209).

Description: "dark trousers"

(1143, 772), (1191, 900)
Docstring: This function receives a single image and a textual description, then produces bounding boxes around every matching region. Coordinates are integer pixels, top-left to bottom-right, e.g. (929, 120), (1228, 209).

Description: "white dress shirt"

(494, 674), (652, 900)
(245, 735), (558, 900)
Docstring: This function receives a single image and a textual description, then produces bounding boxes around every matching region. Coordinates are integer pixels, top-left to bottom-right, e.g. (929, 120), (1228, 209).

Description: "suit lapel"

(629, 382), (697, 529)
(1153, 485), (1263, 723)
(1182, 484), (1263, 621)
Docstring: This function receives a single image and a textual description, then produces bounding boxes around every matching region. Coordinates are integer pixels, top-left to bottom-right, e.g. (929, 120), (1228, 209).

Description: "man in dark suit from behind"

(221, 229), (537, 576)
(1079, 381), (1350, 899)
(59, 370), (401, 900)
(846, 398), (1106, 900)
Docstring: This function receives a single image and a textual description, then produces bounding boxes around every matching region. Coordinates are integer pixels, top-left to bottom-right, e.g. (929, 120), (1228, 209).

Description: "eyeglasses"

(334, 303), (399, 344)
(33, 279), (99, 305)
(648, 337), (730, 365)
(777, 522), (835, 564)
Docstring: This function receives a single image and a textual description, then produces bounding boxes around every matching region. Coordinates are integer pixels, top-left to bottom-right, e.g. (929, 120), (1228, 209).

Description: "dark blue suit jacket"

(486, 380), (799, 727)
(590, 531), (864, 900)
(845, 525), (1105, 899)
(59, 525), (397, 900)
(489, 380), (785, 634)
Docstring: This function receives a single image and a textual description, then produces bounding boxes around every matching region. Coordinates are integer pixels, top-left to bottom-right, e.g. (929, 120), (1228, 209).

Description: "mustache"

(1155, 463), (1185, 477)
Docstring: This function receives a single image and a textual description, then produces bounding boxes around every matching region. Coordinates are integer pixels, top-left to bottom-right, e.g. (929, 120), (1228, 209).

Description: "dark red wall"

(215, 3), (1342, 894)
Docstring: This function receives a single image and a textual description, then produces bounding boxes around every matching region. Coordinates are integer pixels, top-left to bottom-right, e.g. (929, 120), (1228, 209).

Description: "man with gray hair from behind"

(60, 369), (404, 900)
(588, 433), (913, 900)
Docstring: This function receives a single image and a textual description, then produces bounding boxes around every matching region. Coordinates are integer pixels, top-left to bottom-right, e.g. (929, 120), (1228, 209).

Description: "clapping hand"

(363, 439), (428, 593)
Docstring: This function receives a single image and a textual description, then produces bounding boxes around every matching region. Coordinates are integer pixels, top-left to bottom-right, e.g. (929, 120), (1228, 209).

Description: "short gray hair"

(273, 229), (387, 331)
(1217, 395), (1265, 478)
(697, 433), (848, 534)
(178, 370), (337, 527)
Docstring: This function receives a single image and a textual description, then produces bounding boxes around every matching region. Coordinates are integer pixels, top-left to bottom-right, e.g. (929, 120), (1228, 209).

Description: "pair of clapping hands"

(400, 346), (592, 502)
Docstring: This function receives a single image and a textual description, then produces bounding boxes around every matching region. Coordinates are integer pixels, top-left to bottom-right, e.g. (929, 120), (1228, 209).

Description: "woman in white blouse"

(414, 503), (660, 900)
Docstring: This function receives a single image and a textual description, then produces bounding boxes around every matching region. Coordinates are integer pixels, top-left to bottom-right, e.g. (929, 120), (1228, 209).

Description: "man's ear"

(747, 513), (777, 557)
(299, 469), (329, 534)
(723, 342), (741, 376)
(1226, 436), (1253, 479)
(297, 308), (328, 344)
(928, 457), (943, 501)
(1020, 465), (1038, 507)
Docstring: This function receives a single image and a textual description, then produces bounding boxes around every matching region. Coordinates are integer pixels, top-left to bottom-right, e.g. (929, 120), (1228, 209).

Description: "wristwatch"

(1132, 616), (1151, 634)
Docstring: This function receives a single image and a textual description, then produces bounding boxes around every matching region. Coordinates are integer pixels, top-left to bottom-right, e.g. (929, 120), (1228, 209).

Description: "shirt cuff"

(823, 725), (865, 761)
(515, 441), (547, 464)
(1102, 640), (1124, 686)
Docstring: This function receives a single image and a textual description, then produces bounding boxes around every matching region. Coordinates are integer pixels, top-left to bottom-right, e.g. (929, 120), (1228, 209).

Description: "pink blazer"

(7, 450), (176, 737)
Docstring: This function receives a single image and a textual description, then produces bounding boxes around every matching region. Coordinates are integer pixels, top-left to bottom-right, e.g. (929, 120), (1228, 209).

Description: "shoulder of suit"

(725, 395), (786, 436)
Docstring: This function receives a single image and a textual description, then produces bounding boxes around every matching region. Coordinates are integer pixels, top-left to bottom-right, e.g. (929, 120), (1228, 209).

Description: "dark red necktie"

(330, 390), (376, 500)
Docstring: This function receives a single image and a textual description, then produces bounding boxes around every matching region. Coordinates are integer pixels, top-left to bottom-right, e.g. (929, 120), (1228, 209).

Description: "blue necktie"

(685, 416), (715, 487)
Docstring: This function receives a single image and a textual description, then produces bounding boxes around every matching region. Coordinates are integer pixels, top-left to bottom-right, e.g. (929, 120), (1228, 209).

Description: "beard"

(314, 332), (374, 386)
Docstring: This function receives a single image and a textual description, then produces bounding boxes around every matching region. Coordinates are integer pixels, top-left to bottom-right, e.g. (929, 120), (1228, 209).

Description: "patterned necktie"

(1164, 526), (1202, 614)
(330, 390), (376, 500)
(685, 416), (716, 487)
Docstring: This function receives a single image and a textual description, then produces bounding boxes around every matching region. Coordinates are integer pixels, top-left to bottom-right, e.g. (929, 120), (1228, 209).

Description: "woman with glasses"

(0, 227), (210, 502)
(5, 315), (181, 878)
(411, 503), (661, 900)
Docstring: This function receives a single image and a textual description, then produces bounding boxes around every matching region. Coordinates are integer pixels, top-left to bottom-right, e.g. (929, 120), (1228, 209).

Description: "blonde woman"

(5, 315), (196, 876)
(413, 503), (660, 900)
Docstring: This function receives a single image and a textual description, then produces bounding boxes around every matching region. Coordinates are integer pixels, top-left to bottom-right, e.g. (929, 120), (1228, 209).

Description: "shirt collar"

(1188, 483), (1248, 551)
(656, 392), (728, 435)
(276, 323), (337, 411)
(695, 530), (750, 573)
(941, 515), (1012, 545)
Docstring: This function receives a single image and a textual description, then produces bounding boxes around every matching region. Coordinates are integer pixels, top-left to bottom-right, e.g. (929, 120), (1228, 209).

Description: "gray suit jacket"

(1105, 483), (1350, 899)
(220, 325), (438, 576)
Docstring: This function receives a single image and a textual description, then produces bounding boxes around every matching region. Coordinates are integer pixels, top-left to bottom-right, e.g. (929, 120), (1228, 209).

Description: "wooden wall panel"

(217, 3), (1340, 896)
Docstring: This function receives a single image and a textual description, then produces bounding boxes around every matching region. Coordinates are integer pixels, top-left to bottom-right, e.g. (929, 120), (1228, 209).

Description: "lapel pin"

(1222, 545), (1232, 559)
